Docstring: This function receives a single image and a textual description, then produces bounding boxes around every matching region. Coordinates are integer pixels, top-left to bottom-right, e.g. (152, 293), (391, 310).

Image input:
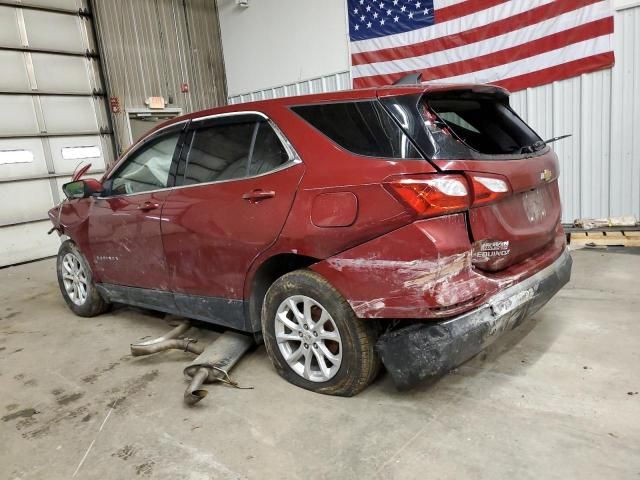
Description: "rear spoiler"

(424, 84), (511, 102)
(393, 72), (423, 85)
(392, 72), (510, 99)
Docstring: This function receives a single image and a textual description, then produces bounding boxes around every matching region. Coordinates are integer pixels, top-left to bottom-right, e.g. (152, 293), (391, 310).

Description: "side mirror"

(62, 179), (103, 200)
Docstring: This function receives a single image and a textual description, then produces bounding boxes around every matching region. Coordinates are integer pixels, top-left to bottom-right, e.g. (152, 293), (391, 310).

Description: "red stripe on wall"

(436, 0), (509, 23)
(353, 17), (613, 89)
(351, 0), (603, 67)
(418, 18), (613, 81)
(492, 52), (615, 91)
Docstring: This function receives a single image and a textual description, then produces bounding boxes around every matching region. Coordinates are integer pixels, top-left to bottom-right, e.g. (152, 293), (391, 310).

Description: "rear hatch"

(399, 87), (562, 272)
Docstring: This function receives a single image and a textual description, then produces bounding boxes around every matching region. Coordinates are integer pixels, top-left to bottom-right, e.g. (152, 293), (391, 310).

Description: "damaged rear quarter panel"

(311, 214), (491, 319)
(310, 213), (568, 320)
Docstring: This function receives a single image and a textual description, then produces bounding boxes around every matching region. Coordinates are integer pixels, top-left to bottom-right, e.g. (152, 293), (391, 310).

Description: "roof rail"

(392, 72), (423, 85)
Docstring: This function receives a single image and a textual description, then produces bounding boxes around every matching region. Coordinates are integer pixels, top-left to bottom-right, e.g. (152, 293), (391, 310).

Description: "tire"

(261, 269), (381, 396)
(56, 240), (110, 317)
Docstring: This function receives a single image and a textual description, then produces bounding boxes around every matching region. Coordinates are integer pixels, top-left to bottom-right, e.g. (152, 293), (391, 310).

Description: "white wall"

(217, 0), (350, 97)
(614, 0), (640, 9)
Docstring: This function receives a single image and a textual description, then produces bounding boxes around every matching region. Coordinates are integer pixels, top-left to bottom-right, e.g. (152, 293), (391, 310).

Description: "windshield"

(423, 93), (542, 157)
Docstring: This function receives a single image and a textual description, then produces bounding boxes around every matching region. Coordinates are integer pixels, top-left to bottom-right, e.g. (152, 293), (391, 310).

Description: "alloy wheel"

(274, 295), (342, 382)
(61, 252), (88, 306)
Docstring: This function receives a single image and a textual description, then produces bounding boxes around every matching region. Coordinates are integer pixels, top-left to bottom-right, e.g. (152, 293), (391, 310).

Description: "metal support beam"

(0, 90), (105, 97)
(0, 131), (112, 140)
(0, 1), (91, 17)
(0, 46), (98, 58)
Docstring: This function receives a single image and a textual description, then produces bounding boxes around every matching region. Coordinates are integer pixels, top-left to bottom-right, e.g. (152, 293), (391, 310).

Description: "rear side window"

(249, 123), (289, 176)
(425, 96), (541, 155)
(292, 101), (422, 160)
(181, 117), (291, 185)
(183, 121), (256, 185)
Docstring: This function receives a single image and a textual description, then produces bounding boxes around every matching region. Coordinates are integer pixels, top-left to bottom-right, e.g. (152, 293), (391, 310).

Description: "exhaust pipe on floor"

(183, 331), (253, 406)
(184, 368), (211, 405)
(130, 321), (203, 357)
(131, 338), (204, 357)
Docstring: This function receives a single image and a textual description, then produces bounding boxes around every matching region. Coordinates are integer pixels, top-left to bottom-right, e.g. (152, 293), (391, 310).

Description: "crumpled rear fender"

(311, 214), (483, 319)
(310, 214), (566, 319)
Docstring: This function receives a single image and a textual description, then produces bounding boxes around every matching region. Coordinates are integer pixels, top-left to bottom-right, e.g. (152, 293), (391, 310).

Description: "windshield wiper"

(520, 134), (572, 154)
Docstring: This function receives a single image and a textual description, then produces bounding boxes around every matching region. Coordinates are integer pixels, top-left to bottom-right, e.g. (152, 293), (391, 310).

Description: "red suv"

(49, 83), (571, 396)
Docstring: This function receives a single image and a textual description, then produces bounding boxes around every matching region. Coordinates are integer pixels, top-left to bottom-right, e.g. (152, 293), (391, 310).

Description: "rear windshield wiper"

(520, 134), (572, 154)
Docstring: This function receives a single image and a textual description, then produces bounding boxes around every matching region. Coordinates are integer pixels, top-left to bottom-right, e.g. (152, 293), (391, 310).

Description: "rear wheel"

(56, 240), (110, 317)
(261, 270), (380, 396)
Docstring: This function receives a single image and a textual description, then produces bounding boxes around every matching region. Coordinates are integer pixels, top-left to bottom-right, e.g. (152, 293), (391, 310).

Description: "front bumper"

(377, 248), (572, 390)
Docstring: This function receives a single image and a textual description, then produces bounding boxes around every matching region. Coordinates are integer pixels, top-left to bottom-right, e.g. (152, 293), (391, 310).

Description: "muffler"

(183, 331), (253, 405)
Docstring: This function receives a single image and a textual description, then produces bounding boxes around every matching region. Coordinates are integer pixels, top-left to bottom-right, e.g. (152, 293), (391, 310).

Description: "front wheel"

(56, 240), (110, 317)
(261, 270), (381, 396)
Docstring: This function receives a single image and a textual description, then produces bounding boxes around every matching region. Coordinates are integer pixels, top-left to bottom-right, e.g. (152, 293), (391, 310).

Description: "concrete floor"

(0, 248), (639, 479)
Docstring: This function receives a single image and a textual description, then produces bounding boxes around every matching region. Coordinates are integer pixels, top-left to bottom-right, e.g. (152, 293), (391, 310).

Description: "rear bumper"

(377, 247), (572, 390)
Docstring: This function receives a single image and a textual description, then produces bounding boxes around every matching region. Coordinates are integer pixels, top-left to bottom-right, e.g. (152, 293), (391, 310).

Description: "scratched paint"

(312, 217), (567, 319)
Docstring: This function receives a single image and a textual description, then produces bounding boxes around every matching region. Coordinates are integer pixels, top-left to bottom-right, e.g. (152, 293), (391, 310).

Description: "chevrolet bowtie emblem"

(540, 169), (553, 182)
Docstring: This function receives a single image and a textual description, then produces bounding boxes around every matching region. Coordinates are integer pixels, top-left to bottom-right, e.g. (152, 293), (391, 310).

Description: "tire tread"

(262, 269), (381, 397)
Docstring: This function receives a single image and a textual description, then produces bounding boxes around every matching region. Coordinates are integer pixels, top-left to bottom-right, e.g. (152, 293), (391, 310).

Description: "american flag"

(348, 0), (615, 91)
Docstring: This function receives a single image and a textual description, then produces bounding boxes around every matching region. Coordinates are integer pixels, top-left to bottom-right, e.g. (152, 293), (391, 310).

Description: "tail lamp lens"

(469, 175), (511, 206)
(386, 175), (470, 217)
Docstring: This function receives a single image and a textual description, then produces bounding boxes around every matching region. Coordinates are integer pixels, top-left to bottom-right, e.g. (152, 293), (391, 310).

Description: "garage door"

(0, 1), (113, 267)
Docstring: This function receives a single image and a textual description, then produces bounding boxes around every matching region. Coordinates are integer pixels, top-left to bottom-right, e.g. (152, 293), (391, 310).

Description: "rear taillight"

(385, 174), (470, 218)
(468, 174), (511, 206)
(385, 173), (512, 217)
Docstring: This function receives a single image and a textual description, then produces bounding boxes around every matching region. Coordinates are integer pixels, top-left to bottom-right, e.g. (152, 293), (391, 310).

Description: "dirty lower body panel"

(377, 248), (572, 390)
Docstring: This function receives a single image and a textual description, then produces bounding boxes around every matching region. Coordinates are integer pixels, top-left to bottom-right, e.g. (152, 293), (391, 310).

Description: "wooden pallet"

(570, 230), (640, 247)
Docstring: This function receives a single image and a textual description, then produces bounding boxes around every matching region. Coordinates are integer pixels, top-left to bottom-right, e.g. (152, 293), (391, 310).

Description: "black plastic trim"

(377, 248), (572, 390)
(97, 284), (178, 313)
(96, 283), (251, 332)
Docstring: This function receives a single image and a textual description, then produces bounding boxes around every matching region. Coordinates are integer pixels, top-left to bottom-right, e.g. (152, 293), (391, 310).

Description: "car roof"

(144, 82), (508, 139)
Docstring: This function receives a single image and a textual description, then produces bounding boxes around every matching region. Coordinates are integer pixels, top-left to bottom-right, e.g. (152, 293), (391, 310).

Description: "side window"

(248, 122), (289, 176)
(291, 101), (422, 159)
(183, 121), (256, 185)
(110, 132), (180, 195)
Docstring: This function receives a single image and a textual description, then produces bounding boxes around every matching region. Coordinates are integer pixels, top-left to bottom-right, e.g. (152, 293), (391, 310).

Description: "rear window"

(292, 101), (422, 160)
(425, 95), (541, 156)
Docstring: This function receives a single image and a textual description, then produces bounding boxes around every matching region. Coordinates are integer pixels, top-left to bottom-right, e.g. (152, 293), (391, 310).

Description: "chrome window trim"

(97, 159), (303, 199)
(188, 110), (296, 162)
(191, 110), (269, 123)
(98, 111), (302, 200)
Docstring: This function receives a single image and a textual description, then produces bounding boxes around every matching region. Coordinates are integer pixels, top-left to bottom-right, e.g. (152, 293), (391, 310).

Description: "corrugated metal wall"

(92, 0), (227, 156)
(228, 6), (640, 224)
(509, 5), (640, 222)
(228, 71), (352, 105)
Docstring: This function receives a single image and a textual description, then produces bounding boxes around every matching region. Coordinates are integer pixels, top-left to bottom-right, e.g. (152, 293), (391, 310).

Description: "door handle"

(242, 189), (275, 203)
(137, 201), (160, 212)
